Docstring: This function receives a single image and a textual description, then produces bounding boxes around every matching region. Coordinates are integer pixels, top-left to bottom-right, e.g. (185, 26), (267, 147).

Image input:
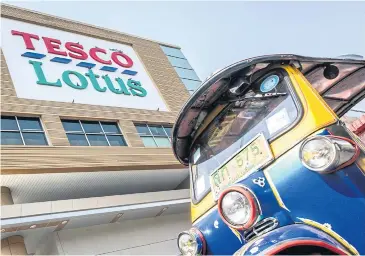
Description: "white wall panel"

(56, 213), (189, 255)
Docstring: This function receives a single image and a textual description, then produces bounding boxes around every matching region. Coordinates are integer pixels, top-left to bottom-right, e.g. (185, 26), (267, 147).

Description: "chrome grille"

(244, 217), (279, 241)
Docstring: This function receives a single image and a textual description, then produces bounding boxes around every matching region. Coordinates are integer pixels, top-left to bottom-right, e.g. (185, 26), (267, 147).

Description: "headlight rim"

(190, 227), (206, 255)
(218, 186), (259, 230)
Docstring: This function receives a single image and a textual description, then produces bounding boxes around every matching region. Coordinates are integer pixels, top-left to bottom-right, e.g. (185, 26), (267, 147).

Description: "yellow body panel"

(191, 65), (338, 223)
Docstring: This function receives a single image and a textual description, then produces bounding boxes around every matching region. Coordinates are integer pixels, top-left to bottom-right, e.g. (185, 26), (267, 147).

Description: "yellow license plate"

(209, 133), (273, 200)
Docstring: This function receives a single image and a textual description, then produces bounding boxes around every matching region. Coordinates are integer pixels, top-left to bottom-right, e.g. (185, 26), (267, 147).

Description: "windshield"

(190, 69), (299, 202)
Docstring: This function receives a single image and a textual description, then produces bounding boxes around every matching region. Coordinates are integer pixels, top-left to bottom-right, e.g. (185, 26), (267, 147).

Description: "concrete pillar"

(1, 236), (27, 255)
(1, 187), (14, 205)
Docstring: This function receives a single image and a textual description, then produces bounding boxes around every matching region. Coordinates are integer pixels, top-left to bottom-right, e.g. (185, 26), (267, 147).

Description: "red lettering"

(11, 30), (39, 50)
(42, 37), (67, 56)
(89, 47), (112, 65)
(65, 42), (88, 60)
(111, 52), (133, 68)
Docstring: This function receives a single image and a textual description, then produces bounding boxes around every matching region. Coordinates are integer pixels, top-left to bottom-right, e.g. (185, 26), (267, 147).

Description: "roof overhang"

(2, 169), (189, 204)
(1, 189), (189, 238)
(172, 54), (365, 165)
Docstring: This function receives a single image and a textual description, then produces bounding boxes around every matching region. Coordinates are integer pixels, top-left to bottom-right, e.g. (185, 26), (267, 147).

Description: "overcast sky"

(3, 1), (365, 115)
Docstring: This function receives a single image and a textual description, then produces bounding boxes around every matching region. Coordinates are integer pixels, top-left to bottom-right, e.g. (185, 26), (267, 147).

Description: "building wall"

(0, 4), (191, 174)
(36, 213), (189, 255)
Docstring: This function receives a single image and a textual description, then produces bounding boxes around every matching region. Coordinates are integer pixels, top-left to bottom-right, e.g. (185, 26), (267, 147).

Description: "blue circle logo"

(260, 75), (280, 92)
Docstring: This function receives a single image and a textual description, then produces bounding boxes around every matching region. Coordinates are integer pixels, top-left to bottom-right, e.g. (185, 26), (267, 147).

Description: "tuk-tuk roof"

(172, 54), (365, 165)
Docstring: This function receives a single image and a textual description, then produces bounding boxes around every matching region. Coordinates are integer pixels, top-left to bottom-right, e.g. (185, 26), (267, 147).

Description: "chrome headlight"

(299, 135), (358, 173)
(218, 187), (259, 230)
(177, 229), (205, 255)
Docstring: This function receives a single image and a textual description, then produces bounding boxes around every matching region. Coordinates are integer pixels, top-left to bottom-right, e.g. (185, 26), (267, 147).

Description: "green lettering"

(115, 78), (131, 95)
(62, 70), (88, 90)
(85, 69), (106, 92)
(127, 79), (147, 97)
(102, 75), (129, 95)
(29, 60), (62, 87)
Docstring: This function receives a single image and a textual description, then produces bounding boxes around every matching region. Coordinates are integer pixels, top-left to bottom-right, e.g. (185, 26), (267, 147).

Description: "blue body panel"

(192, 127), (365, 255)
(267, 141), (365, 254)
(234, 224), (350, 255)
(193, 171), (294, 255)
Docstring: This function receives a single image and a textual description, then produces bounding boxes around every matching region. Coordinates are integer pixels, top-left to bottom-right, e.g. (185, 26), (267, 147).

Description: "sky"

(2, 1), (365, 114)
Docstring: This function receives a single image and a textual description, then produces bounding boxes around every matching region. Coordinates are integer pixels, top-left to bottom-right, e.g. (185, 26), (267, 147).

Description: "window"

(166, 56), (192, 69)
(181, 79), (202, 92)
(161, 45), (186, 59)
(160, 45), (202, 94)
(189, 69), (300, 202)
(1, 116), (48, 145)
(61, 120), (127, 146)
(135, 124), (172, 147)
(174, 67), (201, 81)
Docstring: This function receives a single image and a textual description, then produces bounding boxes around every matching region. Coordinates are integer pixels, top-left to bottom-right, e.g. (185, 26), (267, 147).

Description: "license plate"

(209, 133), (273, 200)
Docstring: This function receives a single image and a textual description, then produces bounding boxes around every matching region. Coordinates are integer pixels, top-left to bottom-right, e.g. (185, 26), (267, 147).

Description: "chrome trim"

(244, 217), (279, 241)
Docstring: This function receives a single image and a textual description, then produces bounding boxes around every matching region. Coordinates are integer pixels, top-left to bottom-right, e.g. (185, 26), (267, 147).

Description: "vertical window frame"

(160, 45), (202, 93)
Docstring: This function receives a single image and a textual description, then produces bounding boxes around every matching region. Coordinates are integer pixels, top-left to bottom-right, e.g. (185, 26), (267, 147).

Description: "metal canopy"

(172, 54), (365, 165)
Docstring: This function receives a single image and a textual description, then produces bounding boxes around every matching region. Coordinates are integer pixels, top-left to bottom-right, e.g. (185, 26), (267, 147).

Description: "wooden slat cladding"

(0, 5), (191, 174)
(1, 146), (184, 174)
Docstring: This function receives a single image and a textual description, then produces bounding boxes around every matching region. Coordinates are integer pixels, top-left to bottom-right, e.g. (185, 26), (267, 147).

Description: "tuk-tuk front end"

(172, 55), (365, 255)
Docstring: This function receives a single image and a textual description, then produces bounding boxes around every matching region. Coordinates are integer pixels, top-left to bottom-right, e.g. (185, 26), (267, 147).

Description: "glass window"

(174, 67), (200, 81)
(1, 116), (19, 131)
(154, 137), (171, 147)
(135, 124), (150, 135)
(181, 79), (201, 92)
(18, 117), (42, 131)
(62, 120), (83, 132)
(62, 120), (127, 147)
(1, 132), (23, 145)
(22, 132), (48, 145)
(67, 134), (88, 146)
(107, 135), (127, 146)
(142, 137), (157, 147)
(160, 45), (186, 59)
(167, 56), (192, 69)
(160, 45), (201, 94)
(0, 116), (48, 146)
(189, 70), (299, 202)
(149, 126), (166, 136)
(164, 127), (172, 137)
(81, 121), (103, 133)
(101, 122), (120, 134)
(135, 124), (172, 148)
(87, 134), (109, 146)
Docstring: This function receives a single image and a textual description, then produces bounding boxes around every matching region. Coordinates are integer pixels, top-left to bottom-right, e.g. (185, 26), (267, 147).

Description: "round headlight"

(177, 229), (205, 256)
(218, 187), (258, 230)
(299, 136), (337, 172)
(177, 232), (197, 255)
